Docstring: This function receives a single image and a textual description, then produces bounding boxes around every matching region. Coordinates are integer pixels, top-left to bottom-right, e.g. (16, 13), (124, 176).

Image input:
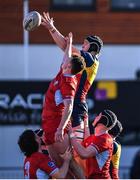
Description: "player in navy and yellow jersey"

(41, 12), (103, 138)
(108, 120), (123, 179)
(72, 44), (100, 130)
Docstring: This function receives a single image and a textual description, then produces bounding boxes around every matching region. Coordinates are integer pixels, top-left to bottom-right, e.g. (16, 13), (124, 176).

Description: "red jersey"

(42, 70), (77, 133)
(83, 133), (113, 179)
(24, 152), (58, 179)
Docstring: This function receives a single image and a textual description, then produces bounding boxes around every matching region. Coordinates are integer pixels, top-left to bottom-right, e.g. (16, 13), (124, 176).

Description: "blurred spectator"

(136, 69), (140, 79)
(130, 149), (140, 179)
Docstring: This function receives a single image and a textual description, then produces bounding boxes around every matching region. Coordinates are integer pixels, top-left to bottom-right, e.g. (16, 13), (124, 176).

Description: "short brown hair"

(70, 55), (85, 75)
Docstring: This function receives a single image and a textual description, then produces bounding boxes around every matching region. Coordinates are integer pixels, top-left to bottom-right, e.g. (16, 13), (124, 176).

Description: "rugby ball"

(23, 11), (41, 31)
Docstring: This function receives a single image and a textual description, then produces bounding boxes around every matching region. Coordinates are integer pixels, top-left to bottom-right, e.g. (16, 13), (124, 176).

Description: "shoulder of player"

(113, 140), (121, 149)
(113, 141), (121, 154)
(80, 50), (98, 67)
(102, 132), (113, 138)
(80, 50), (93, 58)
(95, 133), (113, 145)
(33, 151), (49, 159)
(61, 74), (77, 83)
(83, 134), (95, 145)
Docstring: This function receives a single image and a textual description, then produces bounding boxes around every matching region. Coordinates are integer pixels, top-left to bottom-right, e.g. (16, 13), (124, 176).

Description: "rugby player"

(18, 129), (72, 179)
(108, 120), (123, 179)
(68, 109), (117, 179)
(41, 32), (85, 178)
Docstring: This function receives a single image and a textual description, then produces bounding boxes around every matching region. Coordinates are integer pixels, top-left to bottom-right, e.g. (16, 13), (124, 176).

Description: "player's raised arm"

(62, 32), (73, 65)
(51, 147), (72, 179)
(41, 12), (80, 54)
(67, 125), (97, 159)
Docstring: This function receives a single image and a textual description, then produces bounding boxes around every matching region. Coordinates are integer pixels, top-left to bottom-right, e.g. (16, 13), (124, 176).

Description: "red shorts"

(44, 130), (56, 145)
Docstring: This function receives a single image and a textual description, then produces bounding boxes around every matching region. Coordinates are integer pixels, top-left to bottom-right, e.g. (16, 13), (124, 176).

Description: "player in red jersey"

(41, 32), (85, 178)
(68, 109), (117, 179)
(108, 120), (123, 179)
(42, 32), (84, 146)
(18, 129), (72, 179)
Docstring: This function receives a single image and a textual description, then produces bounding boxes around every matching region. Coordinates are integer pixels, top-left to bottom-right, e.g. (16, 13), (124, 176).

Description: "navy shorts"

(71, 101), (88, 127)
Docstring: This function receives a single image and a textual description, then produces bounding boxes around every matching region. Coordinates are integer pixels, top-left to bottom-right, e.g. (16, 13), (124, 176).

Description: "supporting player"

(68, 109), (117, 179)
(108, 120), (123, 179)
(18, 129), (72, 179)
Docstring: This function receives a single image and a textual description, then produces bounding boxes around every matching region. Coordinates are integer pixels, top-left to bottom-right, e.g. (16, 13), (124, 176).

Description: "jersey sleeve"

(93, 135), (112, 153)
(94, 136), (113, 153)
(39, 154), (59, 176)
(80, 50), (95, 67)
(83, 134), (112, 154)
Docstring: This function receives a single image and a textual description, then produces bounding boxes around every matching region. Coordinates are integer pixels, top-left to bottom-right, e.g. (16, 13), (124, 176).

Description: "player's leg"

(44, 131), (69, 165)
(47, 133), (85, 178)
(72, 119), (87, 176)
(71, 102), (89, 175)
(72, 101), (88, 142)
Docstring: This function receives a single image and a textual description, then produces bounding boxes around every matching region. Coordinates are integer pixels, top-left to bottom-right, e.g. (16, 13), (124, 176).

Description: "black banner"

(0, 80), (140, 126)
(87, 80), (140, 145)
(0, 80), (140, 145)
(0, 81), (49, 125)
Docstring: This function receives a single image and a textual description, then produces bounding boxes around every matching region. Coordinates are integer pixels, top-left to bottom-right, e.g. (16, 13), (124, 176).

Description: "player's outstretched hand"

(55, 128), (64, 142)
(60, 147), (72, 162)
(66, 122), (73, 135)
(41, 12), (54, 30)
(66, 32), (73, 45)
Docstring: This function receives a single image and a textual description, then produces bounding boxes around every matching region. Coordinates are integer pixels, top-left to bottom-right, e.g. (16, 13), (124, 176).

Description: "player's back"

(24, 152), (58, 179)
(42, 69), (63, 120)
(110, 140), (121, 179)
(75, 51), (99, 102)
(42, 70), (78, 132)
(83, 133), (113, 179)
